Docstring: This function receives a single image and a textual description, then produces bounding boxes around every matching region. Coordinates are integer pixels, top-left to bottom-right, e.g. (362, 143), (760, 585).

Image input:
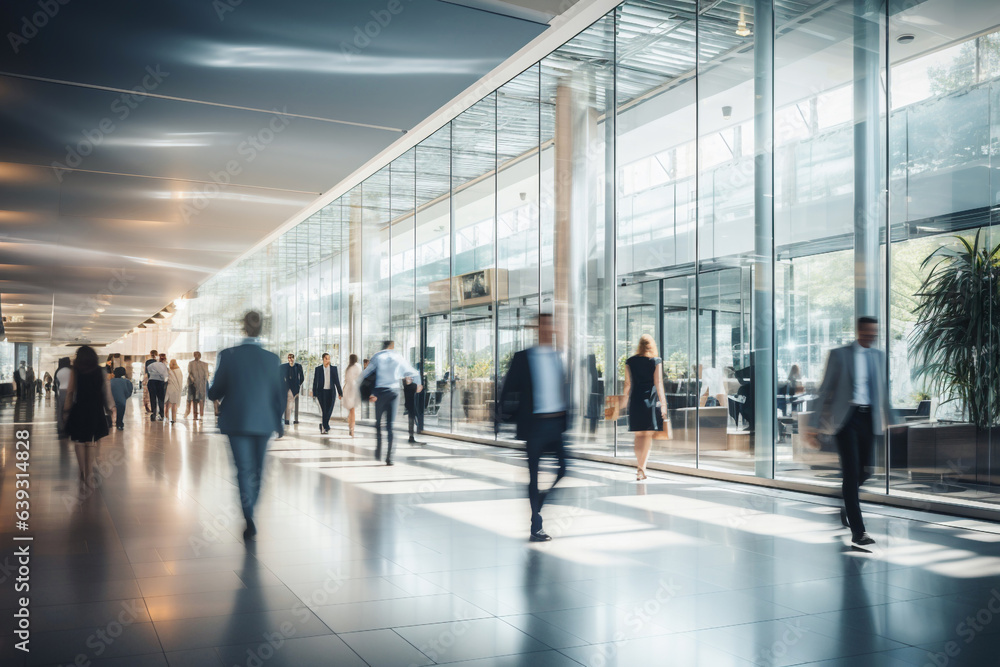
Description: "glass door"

(660, 275), (697, 467)
(420, 313), (451, 433)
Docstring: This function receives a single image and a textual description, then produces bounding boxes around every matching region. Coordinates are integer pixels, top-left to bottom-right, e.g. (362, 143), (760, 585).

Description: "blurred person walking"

(622, 334), (667, 481)
(146, 352), (168, 421)
(43, 371), (52, 396)
(54, 357), (72, 439)
(342, 354), (361, 437)
(187, 351), (210, 420)
(311, 353), (343, 434)
(208, 311), (285, 541)
(403, 375), (424, 445)
(14, 360), (25, 398)
(282, 353), (305, 426)
(63, 345), (115, 484)
(143, 349), (156, 414)
(25, 366), (36, 399)
(361, 341), (421, 465)
(110, 367), (133, 430)
(498, 314), (568, 542)
(166, 359), (183, 423)
(806, 317), (896, 550)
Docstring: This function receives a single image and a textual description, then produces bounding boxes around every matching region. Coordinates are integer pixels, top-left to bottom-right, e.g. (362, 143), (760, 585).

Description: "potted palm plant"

(910, 230), (1000, 485)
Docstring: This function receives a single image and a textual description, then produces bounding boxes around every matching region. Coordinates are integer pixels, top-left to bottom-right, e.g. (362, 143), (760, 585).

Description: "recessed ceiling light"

(96, 308), (105, 313)
(897, 34), (915, 44)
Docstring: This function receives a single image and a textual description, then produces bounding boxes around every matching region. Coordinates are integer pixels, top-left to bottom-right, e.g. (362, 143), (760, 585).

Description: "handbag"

(359, 371), (376, 401)
(644, 386), (664, 432)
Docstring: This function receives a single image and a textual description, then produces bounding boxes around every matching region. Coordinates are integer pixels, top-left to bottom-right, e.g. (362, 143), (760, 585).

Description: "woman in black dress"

(622, 334), (667, 481)
(63, 346), (115, 484)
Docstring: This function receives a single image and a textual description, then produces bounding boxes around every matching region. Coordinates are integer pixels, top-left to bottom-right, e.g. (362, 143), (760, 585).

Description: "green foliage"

(910, 231), (1000, 430)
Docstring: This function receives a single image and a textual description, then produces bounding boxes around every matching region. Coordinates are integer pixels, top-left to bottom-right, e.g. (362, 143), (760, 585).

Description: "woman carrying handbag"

(622, 334), (668, 481)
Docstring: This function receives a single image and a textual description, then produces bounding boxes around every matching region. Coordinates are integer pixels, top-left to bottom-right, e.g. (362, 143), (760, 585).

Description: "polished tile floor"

(2, 394), (1000, 666)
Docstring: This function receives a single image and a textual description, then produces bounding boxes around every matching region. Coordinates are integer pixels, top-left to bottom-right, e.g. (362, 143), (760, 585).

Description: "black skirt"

(626, 355), (664, 432)
(65, 369), (110, 443)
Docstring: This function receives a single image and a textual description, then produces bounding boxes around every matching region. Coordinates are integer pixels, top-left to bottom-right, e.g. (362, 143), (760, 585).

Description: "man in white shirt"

(361, 341), (421, 465)
(146, 353), (170, 422)
(806, 316), (895, 550)
(311, 353), (343, 434)
(498, 314), (569, 542)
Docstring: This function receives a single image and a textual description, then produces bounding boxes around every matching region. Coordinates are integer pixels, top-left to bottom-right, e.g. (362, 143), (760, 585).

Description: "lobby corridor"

(2, 395), (1000, 667)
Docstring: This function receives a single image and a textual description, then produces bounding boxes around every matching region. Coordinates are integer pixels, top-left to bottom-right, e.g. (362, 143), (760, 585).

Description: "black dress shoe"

(319, 424), (324, 433)
(529, 529), (552, 542)
(243, 519), (257, 541)
(293, 421), (299, 424)
(386, 460), (394, 466)
(851, 532), (876, 549)
(284, 419), (290, 425)
(840, 508), (850, 528)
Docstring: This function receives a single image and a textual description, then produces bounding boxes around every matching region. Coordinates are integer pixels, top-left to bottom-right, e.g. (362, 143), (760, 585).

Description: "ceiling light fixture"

(96, 308), (105, 313)
(897, 34), (915, 44)
(722, 105), (732, 120)
(735, 8), (752, 37)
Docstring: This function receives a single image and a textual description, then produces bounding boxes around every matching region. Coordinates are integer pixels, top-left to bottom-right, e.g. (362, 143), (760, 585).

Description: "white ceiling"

(0, 0), (576, 345)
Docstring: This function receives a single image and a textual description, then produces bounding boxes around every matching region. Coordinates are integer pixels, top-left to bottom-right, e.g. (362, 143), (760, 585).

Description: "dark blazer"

(281, 362), (305, 395)
(312, 365), (343, 396)
(208, 341), (284, 437)
(499, 348), (569, 441)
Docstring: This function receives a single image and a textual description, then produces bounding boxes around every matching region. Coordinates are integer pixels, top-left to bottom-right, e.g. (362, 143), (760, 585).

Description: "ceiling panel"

(0, 0), (545, 130)
(0, 0), (550, 343)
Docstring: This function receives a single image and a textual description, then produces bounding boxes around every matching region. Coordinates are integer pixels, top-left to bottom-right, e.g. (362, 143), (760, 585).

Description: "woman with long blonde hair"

(622, 334), (667, 481)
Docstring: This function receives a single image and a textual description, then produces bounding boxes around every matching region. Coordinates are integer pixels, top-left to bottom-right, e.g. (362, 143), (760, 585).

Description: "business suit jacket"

(810, 344), (894, 436)
(282, 362), (305, 395)
(499, 349), (569, 442)
(208, 340), (284, 437)
(312, 365), (343, 396)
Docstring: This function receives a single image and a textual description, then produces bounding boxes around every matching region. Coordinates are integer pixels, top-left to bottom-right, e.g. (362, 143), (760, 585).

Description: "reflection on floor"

(2, 393), (1000, 666)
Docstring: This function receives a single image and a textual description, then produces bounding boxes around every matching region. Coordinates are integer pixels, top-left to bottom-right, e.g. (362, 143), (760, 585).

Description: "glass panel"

(451, 95), (497, 438)
(698, 0), (769, 476)
(361, 168), (391, 363)
(497, 65), (541, 442)
(886, 8), (1000, 507)
(772, 0), (888, 492)
(391, 150), (418, 429)
(415, 127), (452, 433)
(541, 13), (615, 455)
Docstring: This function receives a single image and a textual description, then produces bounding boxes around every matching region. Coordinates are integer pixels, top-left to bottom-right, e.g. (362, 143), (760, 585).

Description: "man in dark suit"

(281, 353), (305, 425)
(499, 314), (568, 542)
(13, 361), (24, 398)
(207, 311), (284, 541)
(311, 353), (343, 434)
(806, 316), (896, 550)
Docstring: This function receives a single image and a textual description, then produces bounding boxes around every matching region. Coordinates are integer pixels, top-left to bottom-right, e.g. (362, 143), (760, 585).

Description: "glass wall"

(173, 0), (1000, 514)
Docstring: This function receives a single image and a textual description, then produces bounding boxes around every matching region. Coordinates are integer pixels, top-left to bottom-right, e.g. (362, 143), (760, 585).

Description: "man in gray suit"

(806, 316), (895, 549)
(208, 311), (285, 541)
